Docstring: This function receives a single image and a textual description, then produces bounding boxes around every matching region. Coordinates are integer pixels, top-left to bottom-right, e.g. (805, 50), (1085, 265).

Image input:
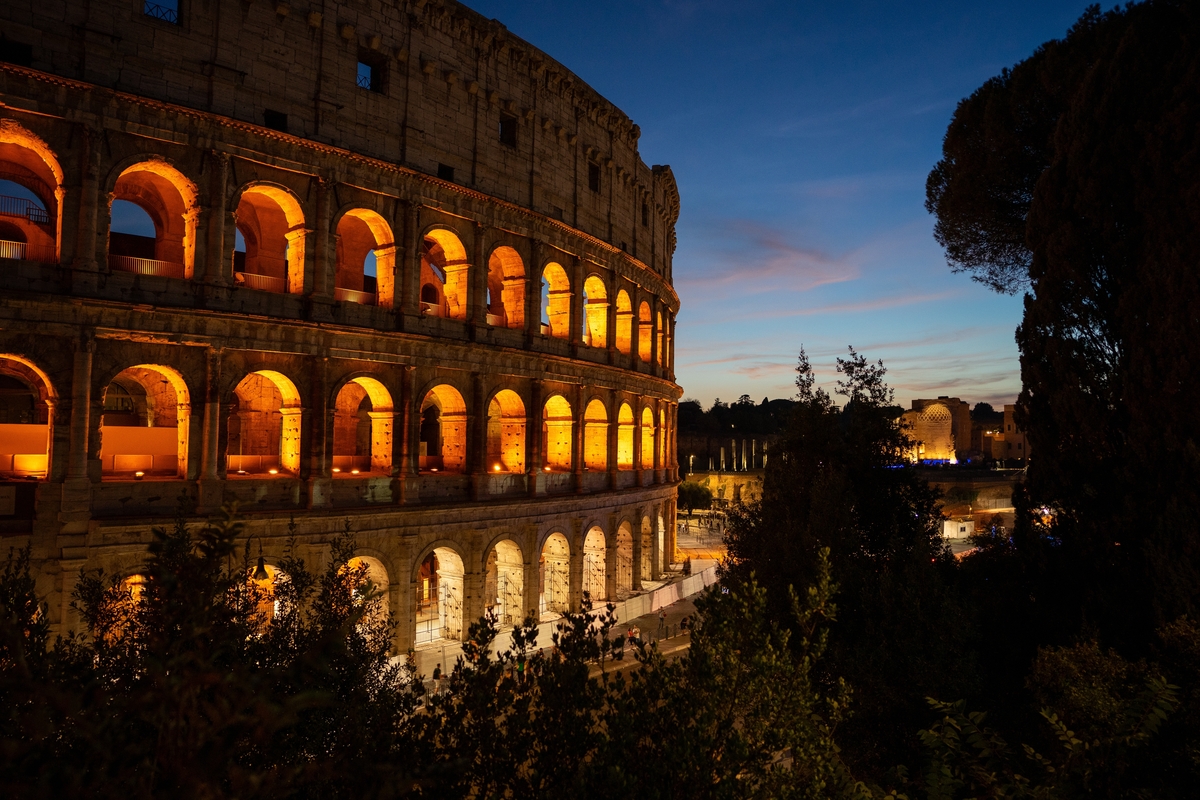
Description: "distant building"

(900, 396), (971, 463)
(981, 405), (1029, 463)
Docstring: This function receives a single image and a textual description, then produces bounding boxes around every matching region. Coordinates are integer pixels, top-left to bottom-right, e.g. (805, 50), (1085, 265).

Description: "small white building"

(942, 518), (975, 540)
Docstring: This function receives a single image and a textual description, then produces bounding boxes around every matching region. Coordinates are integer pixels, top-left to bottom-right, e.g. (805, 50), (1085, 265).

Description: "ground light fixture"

(252, 540), (270, 582)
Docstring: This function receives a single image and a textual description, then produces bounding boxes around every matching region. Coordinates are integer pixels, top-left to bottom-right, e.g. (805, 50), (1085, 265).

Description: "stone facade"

(0, 0), (682, 652)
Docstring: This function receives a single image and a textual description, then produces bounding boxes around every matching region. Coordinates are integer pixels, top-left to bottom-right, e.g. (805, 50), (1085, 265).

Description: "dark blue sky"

(470, 0), (1088, 408)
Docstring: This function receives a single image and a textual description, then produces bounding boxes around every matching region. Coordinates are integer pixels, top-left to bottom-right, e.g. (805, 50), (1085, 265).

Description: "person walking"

(657, 608), (667, 638)
(432, 663), (442, 695)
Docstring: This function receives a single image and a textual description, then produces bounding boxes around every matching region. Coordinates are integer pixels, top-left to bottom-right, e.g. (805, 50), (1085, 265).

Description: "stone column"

(525, 239), (542, 347)
(398, 366), (417, 505)
(633, 399), (644, 487)
(470, 372), (488, 500)
(470, 223), (488, 337)
(571, 384), (585, 494)
(605, 516), (618, 601)
(607, 393), (619, 491)
(652, 399), (662, 484)
(59, 332), (94, 537)
(568, 518), (584, 611)
(310, 179), (334, 320)
(71, 126), (101, 277)
(399, 204), (421, 328)
(606, 272), (619, 365)
(631, 509), (644, 590)
(204, 151), (230, 286)
(569, 256), (584, 358)
(197, 348), (224, 512)
(527, 378), (543, 497)
(649, 297), (660, 379)
(307, 358), (331, 507)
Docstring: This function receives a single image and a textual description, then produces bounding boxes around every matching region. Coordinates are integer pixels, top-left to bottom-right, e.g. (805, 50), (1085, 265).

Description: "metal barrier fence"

(108, 254), (185, 279)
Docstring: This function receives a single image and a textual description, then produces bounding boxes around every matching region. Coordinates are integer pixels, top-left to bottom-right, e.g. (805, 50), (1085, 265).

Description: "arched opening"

(233, 185), (306, 294)
(227, 370), (302, 475)
(616, 403), (634, 469)
(419, 385), (466, 473)
(656, 311), (665, 366)
(343, 555), (390, 633)
(640, 406), (656, 469)
(0, 122), (62, 265)
(484, 539), (524, 627)
(335, 209), (395, 307)
(421, 229), (468, 320)
(614, 290), (632, 355)
(583, 526), (606, 602)
(415, 546), (464, 644)
(582, 275), (608, 348)
(615, 521), (634, 598)
(248, 563), (291, 626)
(0, 356), (53, 480)
(641, 516), (654, 581)
(539, 532), (570, 616)
(109, 160), (198, 279)
(100, 365), (189, 479)
(542, 395), (573, 472)
(486, 389), (526, 473)
(332, 377), (393, 475)
(660, 408), (668, 468)
(540, 262), (571, 339)
(583, 398), (608, 471)
(487, 246), (525, 329)
(638, 301), (652, 362)
(663, 312), (672, 369)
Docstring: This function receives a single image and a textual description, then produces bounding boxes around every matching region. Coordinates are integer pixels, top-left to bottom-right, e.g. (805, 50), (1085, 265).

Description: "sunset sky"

(470, 0), (1088, 408)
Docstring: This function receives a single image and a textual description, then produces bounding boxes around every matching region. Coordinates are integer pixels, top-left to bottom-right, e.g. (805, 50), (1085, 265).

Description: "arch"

(616, 402), (635, 469)
(539, 531), (570, 616)
(248, 562), (291, 626)
(640, 406), (656, 469)
(641, 516), (654, 581)
(109, 159), (199, 279)
(583, 398), (608, 472)
(233, 183), (306, 294)
(335, 208), (395, 307)
(344, 555), (391, 632)
(487, 246), (525, 329)
(615, 521), (634, 597)
(582, 274), (608, 348)
(583, 526), (606, 601)
(227, 370), (302, 475)
(540, 262), (571, 339)
(414, 545), (465, 644)
(100, 364), (190, 479)
(0, 355), (54, 479)
(638, 301), (653, 362)
(542, 394), (573, 472)
(484, 538), (524, 627)
(0, 120), (63, 264)
(419, 384), (467, 472)
(333, 376), (394, 475)
(422, 228), (469, 320)
(486, 389), (526, 473)
(614, 289), (633, 355)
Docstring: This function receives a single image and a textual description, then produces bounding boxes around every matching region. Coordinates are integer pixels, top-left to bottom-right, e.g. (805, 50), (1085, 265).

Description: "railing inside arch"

(414, 583), (462, 646)
(488, 574), (524, 628)
(234, 271), (287, 293)
(334, 287), (377, 305)
(539, 566), (569, 616)
(584, 554), (604, 601)
(616, 552), (634, 598)
(108, 254), (185, 279)
(0, 195), (50, 225)
(143, 1), (179, 24)
(0, 240), (56, 264)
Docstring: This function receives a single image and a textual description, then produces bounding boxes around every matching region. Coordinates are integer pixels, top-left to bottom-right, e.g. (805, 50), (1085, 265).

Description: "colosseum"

(0, 0), (682, 652)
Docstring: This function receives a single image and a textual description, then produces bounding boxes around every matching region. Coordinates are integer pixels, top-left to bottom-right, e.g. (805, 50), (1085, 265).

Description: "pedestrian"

(516, 655), (525, 684)
(631, 624), (641, 647)
(657, 608), (667, 638)
(432, 662), (442, 695)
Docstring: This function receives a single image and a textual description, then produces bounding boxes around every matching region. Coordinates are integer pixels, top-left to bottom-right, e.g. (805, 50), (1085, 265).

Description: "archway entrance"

(421, 230), (468, 320)
(583, 399), (608, 472)
(0, 356), (52, 479)
(0, 123), (62, 265)
(614, 290), (632, 354)
(582, 275), (608, 347)
(419, 385), (466, 472)
(100, 365), (189, 479)
(541, 262), (571, 338)
(108, 161), (198, 279)
(485, 539), (524, 627)
(343, 556), (390, 634)
(487, 246), (525, 329)
(617, 403), (634, 469)
(227, 371), (301, 475)
(233, 185), (305, 294)
(583, 526), (606, 602)
(541, 395), (573, 473)
(332, 377), (393, 475)
(539, 532), (570, 616)
(486, 390), (525, 473)
(415, 547), (464, 645)
(335, 209), (394, 306)
(615, 522), (634, 598)
(641, 516), (654, 582)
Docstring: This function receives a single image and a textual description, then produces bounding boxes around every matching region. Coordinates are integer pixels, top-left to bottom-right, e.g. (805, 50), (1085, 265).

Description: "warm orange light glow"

(332, 467), (341, 473)
(494, 464), (502, 472)
(268, 468), (279, 475)
(350, 468), (360, 474)
(134, 471), (144, 479)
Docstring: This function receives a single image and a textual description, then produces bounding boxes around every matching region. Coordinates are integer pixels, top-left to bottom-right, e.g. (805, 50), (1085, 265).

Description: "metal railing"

(234, 271), (287, 293)
(143, 1), (179, 24)
(421, 301), (443, 317)
(108, 254), (185, 279)
(415, 584), (463, 645)
(334, 287), (376, 305)
(584, 554), (605, 601)
(540, 566), (569, 615)
(0, 194), (50, 225)
(0, 239), (56, 264)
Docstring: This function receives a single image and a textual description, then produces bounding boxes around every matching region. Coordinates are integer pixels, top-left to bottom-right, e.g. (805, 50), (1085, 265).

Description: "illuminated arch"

(615, 521), (634, 597)
(486, 389), (526, 473)
(414, 544), (465, 643)
(641, 516), (654, 581)
(638, 301), (652, 362)
(422, 228), (469, 320)
(659, 408), (668, 467)
(583, 526), (607, 601)
(233, 183), (307, 294)
(616, 402), (635, 469)
(542, 394), (573, 472)
(228, 370), (302, 475)
(640, 406), (656, 469)
(582, 275), (608, 348)
(100, 364), (190, 479)
(583, 398), (608, 471)
(110, 160), (199, 279)
(336, 208), (395, 307)
(419, 384), (467, 472)
(614, 290), (633, 355)
(484, 538), (524, 627)
(656, 311), (665, 366)
(539, 531), (571, 615)
(0, 119), (64, 264)
(248, 562), (291, 626)
(0, 354), (54, 479)
(343, 555), (391, 633)
(487, 246), (526, 329)
(333, 376), (394, 475)
(541, 262), (571, 339)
